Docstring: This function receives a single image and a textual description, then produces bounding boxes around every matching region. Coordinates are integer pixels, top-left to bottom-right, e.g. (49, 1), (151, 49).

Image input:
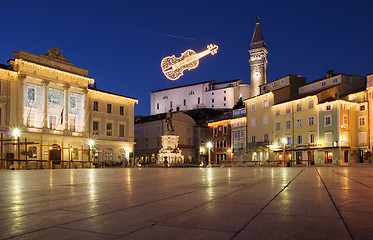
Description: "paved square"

(0, 167), (372, 239)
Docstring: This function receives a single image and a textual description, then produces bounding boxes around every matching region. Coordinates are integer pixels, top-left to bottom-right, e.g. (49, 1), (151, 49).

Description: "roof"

(0, 63), (10, 70)
(304, 73), (347, 85)
(151, 80), (213, 93)
(150, 79), (244, 94)
(250, 18), (266, 49)
(88, 86), (138, 102)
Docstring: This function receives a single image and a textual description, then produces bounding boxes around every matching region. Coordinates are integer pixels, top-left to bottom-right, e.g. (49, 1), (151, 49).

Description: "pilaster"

(42, 80), (50, 132)
(63, 84), (70, 134)
(17, 73), (26, 126)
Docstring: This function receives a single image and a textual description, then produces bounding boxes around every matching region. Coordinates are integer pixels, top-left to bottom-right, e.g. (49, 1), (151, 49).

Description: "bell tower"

(249, 17), (268, 97)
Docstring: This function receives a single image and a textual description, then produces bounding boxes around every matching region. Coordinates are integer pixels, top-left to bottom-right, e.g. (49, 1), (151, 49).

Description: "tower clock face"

(254, 70), (261, 78)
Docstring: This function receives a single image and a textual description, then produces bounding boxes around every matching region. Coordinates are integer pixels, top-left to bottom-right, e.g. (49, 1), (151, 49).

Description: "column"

(42, 80), (49, 132)
(63, 84), (70, 133)
(18, 74), (26, 126)
(82, 89), (89, 136)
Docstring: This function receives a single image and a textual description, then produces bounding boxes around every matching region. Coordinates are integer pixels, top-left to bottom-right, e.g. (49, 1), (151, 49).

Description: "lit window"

(325, 115), (332, 126)
(93, 121), (99, 135)
(106, 123), (112, 136)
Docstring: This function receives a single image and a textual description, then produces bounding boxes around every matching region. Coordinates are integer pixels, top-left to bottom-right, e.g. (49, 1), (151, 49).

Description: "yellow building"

(0, 47), (137, 169)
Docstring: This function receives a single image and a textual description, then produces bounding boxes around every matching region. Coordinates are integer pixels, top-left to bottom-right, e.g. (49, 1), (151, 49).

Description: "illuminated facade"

(150, 79), (250, 115)
(0, 48), (137, 168)
(208, 119), (232, 165)
(231, 108), (247, 164)
(244, 70), (368, 165)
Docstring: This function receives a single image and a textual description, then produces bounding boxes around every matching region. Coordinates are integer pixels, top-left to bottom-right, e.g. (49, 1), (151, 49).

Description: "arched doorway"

(119, 149), (127, 166)
(49, 144), (61, 164)
(104, 148), (113, 165)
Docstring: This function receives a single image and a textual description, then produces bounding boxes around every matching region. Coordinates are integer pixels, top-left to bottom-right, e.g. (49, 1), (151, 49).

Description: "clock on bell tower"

(249, 16), (268, 97)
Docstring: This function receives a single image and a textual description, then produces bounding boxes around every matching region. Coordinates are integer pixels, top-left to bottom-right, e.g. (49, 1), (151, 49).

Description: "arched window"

(105, 148), (113, 162)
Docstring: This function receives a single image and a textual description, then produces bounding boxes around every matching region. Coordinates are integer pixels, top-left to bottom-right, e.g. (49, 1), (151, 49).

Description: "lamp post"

(282, 137), (287, 167)
(206, 141), (213, 168)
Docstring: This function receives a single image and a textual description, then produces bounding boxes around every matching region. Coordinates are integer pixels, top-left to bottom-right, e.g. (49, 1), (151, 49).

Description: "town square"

(1, 0), (373, 239)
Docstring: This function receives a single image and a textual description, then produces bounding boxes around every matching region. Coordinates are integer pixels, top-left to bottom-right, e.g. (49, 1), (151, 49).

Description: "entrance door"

(49, 144), (61, 164)
(344, 150), (349, 163)
(359, 150), (363, 163)
(296, 152), (302, 164)
(325, 151), (333, 163)
(307, 151), (314, 165)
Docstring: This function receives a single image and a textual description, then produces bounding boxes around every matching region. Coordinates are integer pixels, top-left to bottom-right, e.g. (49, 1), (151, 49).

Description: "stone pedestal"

(158, 134), (184, 165)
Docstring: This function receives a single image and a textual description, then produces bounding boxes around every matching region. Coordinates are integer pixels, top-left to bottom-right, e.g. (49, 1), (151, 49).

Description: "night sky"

(0, 0), (372, 116)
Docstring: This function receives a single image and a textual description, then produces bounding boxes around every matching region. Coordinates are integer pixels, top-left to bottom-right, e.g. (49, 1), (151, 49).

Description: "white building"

(150, 79), (250, 115)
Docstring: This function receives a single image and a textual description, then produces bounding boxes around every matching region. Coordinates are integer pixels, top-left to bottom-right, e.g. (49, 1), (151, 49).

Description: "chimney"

(327, 70), (333, 78)
(93, 82), (97, 89)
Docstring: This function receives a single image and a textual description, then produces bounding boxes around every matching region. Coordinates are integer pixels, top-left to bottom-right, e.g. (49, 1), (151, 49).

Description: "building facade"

(150, 79), (250, 115)
(0, 48), (137, 169)
(134, 112), (196, 164)
(208, 119), (232, 165)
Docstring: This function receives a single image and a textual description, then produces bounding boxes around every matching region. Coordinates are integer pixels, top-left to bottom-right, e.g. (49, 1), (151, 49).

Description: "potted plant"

(363, 151), (372, 163)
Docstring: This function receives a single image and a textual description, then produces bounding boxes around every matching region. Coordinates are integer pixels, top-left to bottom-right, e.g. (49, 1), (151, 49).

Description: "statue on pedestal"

(165, 108), (174, 135)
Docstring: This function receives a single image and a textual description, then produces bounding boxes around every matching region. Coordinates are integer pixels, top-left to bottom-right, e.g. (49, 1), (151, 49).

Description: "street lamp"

(282, 137), (287, 166)
(206, 141), (213, 167)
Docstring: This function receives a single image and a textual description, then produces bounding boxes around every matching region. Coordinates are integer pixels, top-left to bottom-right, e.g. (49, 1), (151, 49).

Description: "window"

(49, 115), (56, 129)
(332, 78), (338, 83)
(27, 88), (35, 101)
(120, 106), (124, 115)
(224, 90), (226, 93)
(264, 133), (269, 142)
(106, 123), (112, 136)
(212, 92), (214, 95)
(170, 101), (173, 107)
(280, 79), (285, 85)
(252, 135), (256, 143)
(286, 120), (291, 129)
(321, 81), (326, 87)
(343, 114), (348, 125)
(157, 103), (159, 110)
(359, 116), (366, 127)
(296, 103), (302, 112)
(213, 127), (217, 136)
(224, 97), (226, 101)
(107, 104), (112, 113)
(93, 101), (98, 111)
(287, 136), (292, 145)
(119, 124), (125, 137)
(325, 132), (332, 143)
(93, 121), (99, 135)
(198, 97), (200, 104)
(223, 125), (227, 135)
(184, 99), (186, 106)
(308, 116), (315, 126)
(326, 105), (331, 111)
(28, 146), (37, 158)
(325, 115), (332, 126)
(69, 118), (76, 132)
(212, 99), (214, 103)
(297, 135), (303, 144)
(360, 105), (366, 111)
(276, 122), (281, 131)
(296, 118), (302, 128)
(308, 99), (314, 109)
(263, 100), (269, 108)
(263, 114), (268, 125)
(251, 104), (256, 111)
(309, 133), (315, 144)
(234, 132), (238, 139)
(240, 131), (244, 138)
(286, 105), (291, 114)
(251, 117), (256, 127)
(275, 109), (280, 116)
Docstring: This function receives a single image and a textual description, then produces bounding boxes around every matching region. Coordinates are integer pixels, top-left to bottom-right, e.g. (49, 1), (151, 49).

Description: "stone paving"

(0, 167), (373, 239)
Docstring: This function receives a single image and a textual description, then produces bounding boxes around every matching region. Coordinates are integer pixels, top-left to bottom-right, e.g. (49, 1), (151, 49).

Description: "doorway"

(344, 150), (349, 163)
(49, 144), (61, 164)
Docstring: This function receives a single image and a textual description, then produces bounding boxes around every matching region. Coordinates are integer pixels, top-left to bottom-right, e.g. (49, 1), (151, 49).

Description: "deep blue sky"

(0, 0), (372, 116)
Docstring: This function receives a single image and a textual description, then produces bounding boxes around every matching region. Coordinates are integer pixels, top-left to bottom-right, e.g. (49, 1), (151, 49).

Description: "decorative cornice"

(14, 59), (94, 86)
(0, 68), (17, 80)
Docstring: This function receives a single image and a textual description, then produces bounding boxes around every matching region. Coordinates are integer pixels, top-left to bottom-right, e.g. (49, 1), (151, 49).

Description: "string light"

(161, 44), (218, 80)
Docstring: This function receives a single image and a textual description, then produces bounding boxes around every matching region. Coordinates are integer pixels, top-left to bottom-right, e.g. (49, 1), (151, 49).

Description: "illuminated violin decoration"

(161, 44), (218, 80)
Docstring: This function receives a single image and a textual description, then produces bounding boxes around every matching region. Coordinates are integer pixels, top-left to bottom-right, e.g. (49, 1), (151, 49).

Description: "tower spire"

(249, 17), (268, 97)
